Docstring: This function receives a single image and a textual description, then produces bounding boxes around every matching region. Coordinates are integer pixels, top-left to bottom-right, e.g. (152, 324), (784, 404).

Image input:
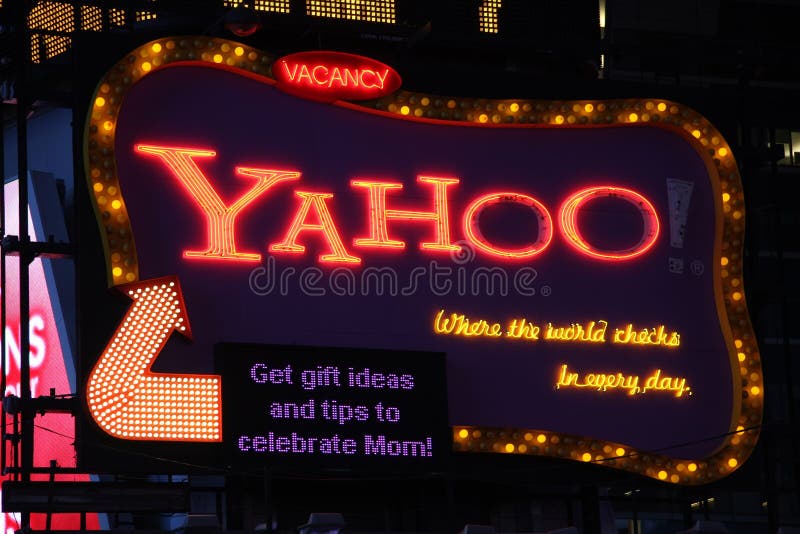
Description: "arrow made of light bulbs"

(86, 276), (221, 442)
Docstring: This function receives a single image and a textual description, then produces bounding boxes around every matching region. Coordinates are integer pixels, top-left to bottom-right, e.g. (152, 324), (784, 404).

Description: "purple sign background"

(114, 65), (730, 458)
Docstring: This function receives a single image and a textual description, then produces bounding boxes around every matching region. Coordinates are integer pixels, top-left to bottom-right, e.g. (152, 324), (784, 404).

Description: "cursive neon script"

(613, 324), (680, 347)
(433, 309), (503, 338)
(556, 364), (691, 397)
(543, 321), (608, 343)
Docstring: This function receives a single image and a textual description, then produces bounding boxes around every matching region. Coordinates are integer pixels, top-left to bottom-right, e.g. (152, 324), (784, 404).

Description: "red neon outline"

(136, 144), (300, 263)
(558, 186), (660, 261)
(463, 192), (554, 259)
(269, 191), (361, 264)
(351, 176), (460, 252)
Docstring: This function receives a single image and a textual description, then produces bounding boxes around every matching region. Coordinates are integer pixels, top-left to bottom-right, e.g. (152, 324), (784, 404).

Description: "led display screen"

(217, 343), (448, 470)
(80, 37), (761, 484)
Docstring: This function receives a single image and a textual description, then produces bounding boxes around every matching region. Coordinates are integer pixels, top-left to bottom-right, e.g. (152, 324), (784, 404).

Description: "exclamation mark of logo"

(666, 178), (694, 248)
(666, 179), (695, 275)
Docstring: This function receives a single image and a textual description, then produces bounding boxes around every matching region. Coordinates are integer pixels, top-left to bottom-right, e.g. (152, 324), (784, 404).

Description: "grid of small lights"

(223, 0), (291, 12)
(479, 0), (501, 33)
(136, 11), (157, 22)
(25, 3), (156, 62)
(80, 5), (102, 31)
(28, 2), (73, 62)
(86, 37), (762, 481)
(86, 278), (221, 442)
(109, 8), (126, 27)
(306, 0), (396, 24)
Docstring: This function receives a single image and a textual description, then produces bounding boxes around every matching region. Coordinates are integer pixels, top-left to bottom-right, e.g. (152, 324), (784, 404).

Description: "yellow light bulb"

(657, 470), (668, 480)
(537, 434), (547, 444)
(581, 452), (592, 462)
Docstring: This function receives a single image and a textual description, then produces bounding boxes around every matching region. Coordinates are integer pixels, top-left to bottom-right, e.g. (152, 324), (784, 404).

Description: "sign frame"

(82, 36), (761, 485)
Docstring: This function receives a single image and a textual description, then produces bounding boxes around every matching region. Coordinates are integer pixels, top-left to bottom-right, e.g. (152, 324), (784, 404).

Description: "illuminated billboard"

(2, 175), (100, 531)
(81, 38), (761, 484)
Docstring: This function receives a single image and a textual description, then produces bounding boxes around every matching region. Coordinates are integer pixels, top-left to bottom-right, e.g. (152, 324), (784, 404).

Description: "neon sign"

(81, 37), (762, 486)
(134, 143), (662, 266)
(273, 51), (402, 102)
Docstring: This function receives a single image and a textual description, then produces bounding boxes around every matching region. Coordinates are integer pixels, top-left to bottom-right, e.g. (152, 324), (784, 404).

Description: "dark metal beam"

(2, 481), (190, 513)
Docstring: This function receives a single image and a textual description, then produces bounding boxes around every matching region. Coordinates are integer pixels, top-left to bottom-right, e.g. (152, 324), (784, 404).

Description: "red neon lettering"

(281, 61), (388, 90)
(559, 186), (660, 261)
(312, 65), (328, 85)
(463, 192), (554, 259)
(359, 69), (380, 89)
(330, 67), (345, 87)
(351, 176), (460, 252)
(136, 145), (300, 262)
(270, 191), (361, 264)
(283, 61), (300, 80)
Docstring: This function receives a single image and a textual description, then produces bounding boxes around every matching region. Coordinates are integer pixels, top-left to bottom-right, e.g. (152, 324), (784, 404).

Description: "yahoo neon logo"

(135, 144), (660, 266)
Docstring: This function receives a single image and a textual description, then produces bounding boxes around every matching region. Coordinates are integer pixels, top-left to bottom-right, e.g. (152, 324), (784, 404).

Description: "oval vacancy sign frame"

(273, 51), (402, 102)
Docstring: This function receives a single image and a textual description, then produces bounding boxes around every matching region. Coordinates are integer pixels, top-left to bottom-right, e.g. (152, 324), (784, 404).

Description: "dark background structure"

(0, 1), (798, 532)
